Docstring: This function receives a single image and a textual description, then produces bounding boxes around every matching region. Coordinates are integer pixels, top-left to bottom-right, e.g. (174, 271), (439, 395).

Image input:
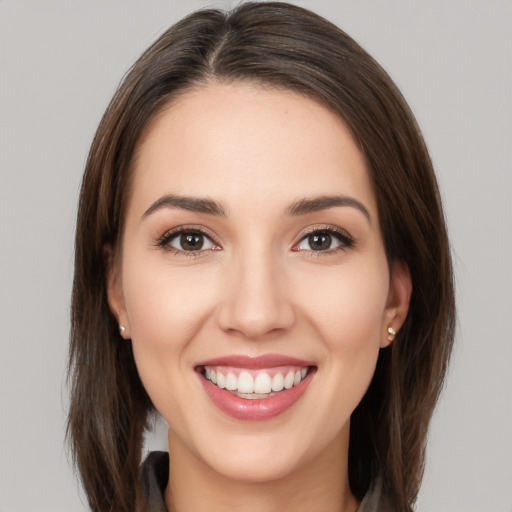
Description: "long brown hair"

(68, 3), (455, 511)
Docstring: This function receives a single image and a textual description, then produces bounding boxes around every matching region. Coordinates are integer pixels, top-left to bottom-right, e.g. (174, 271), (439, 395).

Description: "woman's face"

(108, 82), (410, 483)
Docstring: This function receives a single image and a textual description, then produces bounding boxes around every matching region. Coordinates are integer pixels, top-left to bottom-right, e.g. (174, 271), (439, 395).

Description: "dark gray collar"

(141, 451), (169, 512)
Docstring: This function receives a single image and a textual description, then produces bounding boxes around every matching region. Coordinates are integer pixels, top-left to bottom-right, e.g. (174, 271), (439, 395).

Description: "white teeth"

(254, 373), (272, 394)
(204, 366), (311, 395)
(225, 372), (237, 391)
(236, 392), (276, 399)
(284, 371), (295, 390)
(238, 371), (254, 393)
(271, 373), (284, 392)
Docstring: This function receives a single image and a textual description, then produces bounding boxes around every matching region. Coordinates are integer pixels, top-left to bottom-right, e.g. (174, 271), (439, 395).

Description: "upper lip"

(195, 354), (315, 369)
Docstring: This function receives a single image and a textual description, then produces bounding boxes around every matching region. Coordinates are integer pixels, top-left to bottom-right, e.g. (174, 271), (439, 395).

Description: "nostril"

(216, 304), (296, 340)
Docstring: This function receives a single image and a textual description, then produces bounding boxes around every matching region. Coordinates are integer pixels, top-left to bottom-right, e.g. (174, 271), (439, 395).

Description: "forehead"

(128, 82), (377, 218)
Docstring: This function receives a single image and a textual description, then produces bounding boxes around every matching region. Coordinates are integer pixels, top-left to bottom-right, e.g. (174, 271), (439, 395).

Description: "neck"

(164, 430), (359, 512)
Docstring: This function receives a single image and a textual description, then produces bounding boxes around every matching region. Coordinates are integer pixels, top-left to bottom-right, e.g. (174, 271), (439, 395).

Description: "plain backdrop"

(1, 1), (511, 511)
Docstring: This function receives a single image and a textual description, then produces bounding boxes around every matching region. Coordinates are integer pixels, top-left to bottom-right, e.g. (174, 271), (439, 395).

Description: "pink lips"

(196, 354), (316, 421)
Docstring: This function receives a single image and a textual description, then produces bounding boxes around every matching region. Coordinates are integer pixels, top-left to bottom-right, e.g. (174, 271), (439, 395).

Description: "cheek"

(120, 254), (220, 404)
(292, 258), (389, 409)
(295, 260), (389, 349)
(123, 253), (218, 342)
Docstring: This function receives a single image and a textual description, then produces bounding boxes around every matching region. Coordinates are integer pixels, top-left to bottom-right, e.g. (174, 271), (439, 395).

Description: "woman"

(67, 2), (455, 511)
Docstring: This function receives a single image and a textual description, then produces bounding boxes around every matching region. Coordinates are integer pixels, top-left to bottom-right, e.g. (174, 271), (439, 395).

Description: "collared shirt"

(141, 451), (389, 512)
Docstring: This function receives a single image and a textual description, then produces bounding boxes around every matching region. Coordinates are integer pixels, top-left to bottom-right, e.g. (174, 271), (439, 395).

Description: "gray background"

(1, 1), (511, 511)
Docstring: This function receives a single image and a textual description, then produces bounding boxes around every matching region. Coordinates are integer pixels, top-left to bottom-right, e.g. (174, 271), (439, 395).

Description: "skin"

(108, 82), (411, 512)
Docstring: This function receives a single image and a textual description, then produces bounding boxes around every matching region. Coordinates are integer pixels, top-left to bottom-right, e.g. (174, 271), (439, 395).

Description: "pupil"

(310, 233), (331, 250)
(181, 233), (203, 251)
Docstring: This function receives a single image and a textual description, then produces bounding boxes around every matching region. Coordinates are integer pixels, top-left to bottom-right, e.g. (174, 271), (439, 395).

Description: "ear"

(105, 245), (130, 339)
(381, 261), (412, 348)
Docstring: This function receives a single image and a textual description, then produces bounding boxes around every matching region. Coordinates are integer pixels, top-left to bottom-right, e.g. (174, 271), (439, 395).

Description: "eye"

(160, 229), (217, 253)
(294, 228), (354, 253)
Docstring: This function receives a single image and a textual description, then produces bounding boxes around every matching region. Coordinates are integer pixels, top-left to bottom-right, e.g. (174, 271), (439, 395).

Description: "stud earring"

(119, 325), (126, 335)
(387, 326), (396, 342)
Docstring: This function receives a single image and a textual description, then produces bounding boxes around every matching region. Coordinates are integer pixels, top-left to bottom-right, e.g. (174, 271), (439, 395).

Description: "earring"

(119, 324), (126, 335)
(387, 326), (396, 342)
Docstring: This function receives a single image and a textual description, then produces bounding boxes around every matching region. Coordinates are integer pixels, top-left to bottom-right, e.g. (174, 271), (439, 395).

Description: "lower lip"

(198, 369), (315, 421)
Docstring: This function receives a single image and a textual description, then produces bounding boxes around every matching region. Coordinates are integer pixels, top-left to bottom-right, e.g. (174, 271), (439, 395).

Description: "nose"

(216, 249), (296, 340)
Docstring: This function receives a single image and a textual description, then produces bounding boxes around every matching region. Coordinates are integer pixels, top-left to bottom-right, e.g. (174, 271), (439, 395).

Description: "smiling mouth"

(199, 365), (314, 399)
(195, 354), (317, 420)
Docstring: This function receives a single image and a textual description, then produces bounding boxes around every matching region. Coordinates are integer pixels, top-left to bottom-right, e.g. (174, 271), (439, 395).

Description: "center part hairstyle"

(68, 3), (455, 511)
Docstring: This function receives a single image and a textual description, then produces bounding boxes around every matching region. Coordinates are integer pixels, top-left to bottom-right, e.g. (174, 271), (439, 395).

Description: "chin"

(183, 417), (347, 485)
(203, 442), (307, 483)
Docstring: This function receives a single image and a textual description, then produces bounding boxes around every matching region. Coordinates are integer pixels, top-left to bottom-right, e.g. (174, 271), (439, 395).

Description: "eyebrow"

(286, 195), (371, 223)
(143, 194), (227, 218)
(142, 193), (371, 223)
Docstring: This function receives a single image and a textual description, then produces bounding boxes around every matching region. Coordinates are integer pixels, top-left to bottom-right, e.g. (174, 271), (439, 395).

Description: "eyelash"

(156, 225), (355, 257)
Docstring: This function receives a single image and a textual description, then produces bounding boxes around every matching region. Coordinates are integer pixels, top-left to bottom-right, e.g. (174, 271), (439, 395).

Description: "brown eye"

(307, 232), (332, 251)
(295, 228), (353, 253)
(167, 231), (215, 252)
